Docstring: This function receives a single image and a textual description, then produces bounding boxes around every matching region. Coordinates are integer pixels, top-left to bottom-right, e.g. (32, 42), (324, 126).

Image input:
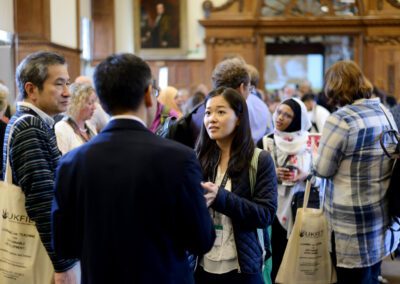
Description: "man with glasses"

(3, 51), (79, 283)
(52, 53), (215, 283)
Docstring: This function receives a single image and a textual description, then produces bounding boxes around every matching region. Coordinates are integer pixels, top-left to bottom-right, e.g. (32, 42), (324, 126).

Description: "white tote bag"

(0, 115), (54, 283)
(275, 180), (336, 284)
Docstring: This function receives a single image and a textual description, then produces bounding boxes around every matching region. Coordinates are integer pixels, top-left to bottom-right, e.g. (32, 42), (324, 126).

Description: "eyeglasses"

(276, 110), (294, 120)
(152, 79), (160, 98)
(248, 85), (255, 94)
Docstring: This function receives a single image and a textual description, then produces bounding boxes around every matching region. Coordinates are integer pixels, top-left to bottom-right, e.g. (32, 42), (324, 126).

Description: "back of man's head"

(246, 64), (259, 87)
(94, 53), (152, 115)
(211, 58), (250, 90)
(16, 51), (66, 99)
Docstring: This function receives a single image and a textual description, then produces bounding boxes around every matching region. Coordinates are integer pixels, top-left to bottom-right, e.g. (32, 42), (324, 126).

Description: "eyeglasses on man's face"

(152, 79), (160, 98)
(248, 85), (255, 94)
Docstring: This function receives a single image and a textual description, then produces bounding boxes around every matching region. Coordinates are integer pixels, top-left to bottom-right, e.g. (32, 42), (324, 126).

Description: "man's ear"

(238, 83), (247, 98)
(144, 84), (153, 108)
(24, 82), (37, 100)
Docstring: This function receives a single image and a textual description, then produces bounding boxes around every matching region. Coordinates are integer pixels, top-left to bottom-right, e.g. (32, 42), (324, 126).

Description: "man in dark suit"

(51, 53), (215, 284)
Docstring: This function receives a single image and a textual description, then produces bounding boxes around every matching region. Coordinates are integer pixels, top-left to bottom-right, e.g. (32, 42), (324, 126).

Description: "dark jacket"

(207, 150), (278, 274)
(52, 119), (215, 284)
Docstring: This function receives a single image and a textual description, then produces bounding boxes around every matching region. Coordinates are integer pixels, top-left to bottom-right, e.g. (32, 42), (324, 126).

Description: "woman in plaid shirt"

(315, 61), (400, 284)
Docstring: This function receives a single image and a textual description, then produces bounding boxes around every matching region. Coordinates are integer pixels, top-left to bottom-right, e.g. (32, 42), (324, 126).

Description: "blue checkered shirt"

(315, 98), (400, 268)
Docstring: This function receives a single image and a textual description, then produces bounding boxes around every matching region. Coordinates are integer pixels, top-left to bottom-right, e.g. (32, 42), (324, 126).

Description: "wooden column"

(14, 0), (81, 81)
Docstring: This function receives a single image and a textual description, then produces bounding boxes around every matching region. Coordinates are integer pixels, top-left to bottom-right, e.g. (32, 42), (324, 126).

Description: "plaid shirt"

(315, 98), (400, 268)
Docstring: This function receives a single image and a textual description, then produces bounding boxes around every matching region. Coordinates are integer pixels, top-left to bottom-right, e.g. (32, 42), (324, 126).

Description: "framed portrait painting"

(134, 0), (188, 59)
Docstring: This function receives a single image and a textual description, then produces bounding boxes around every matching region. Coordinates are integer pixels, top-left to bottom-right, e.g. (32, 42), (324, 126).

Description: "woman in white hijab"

(257, 97), (320, 282)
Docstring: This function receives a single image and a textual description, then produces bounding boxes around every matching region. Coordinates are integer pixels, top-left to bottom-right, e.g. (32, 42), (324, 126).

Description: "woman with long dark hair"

(195, 87), (277, 283)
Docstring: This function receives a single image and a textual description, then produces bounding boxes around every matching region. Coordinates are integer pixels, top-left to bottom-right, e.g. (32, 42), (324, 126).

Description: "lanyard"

(212, 169), (229, 189)
(211, 170), (228, 220)
(219, 172), (229, 189)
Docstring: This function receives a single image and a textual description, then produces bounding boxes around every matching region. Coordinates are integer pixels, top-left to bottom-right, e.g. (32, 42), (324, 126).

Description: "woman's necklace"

(79, 126), (87, 132)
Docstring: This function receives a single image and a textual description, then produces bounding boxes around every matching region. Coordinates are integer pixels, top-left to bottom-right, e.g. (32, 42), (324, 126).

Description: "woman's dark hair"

(195, 87), (254, 182)
(324, 60), (373, 107)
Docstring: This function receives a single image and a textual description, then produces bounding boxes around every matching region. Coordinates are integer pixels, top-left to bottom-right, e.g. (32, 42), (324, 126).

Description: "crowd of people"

(0, 50), (399, 284)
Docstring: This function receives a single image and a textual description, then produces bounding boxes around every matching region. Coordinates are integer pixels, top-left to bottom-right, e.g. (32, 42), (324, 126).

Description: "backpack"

(165, 103), (202, 148)
(155, 106), (177, 138)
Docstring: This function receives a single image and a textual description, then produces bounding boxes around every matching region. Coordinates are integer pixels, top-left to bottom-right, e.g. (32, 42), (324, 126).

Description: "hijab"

(281, 99), (301, 132)
(273, 98), (311, 155)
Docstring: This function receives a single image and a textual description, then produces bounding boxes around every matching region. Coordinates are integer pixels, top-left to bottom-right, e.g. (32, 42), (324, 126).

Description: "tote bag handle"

(4, 114), (32, 184)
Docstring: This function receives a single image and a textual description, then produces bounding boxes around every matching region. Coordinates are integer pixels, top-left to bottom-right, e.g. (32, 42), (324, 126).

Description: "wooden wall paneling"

(91, 0), (115, 63)
(146, 60), (206, 93)
(192, 61), (209, 89)
(14, 0), (50, 40)
(15, 41), (81, 82)
(255, 33), (266, 90)
(14, 0), (81, 87)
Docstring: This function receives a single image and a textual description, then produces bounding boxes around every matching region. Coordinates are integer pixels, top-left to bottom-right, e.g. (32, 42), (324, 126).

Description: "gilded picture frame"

(134, 0), (188, 59)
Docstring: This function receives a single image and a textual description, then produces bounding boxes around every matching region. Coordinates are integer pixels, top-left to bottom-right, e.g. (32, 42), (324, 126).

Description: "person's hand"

(54, 267), (78, 284)
(276, 167), (292, 182)
(201, 181), (219, 207)
(291, 167), (308, 182)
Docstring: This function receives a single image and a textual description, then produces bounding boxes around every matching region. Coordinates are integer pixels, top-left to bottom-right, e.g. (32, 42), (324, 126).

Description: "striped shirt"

(315, 98), (400, 268)
(3, 102), (77, 272)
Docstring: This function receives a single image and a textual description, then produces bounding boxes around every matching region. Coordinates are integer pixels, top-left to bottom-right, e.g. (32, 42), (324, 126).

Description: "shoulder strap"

(4, 114), (34, 184)
(312, 122), (319, 133)
(379, 105), (400, 159)
(249, 148), (262, 196)
(380, 104), (395, 130)
(249, 147), (267, 263)
(160, 105), (170, 125)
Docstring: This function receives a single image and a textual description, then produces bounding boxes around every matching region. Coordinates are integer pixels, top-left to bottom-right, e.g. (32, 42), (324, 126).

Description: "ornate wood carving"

(386, 0), (400, 9)
(262, 0), (360, 17)
(365, 36), (400, 45)
(204, 37), (257, 46)
(202, 0), (244, 18)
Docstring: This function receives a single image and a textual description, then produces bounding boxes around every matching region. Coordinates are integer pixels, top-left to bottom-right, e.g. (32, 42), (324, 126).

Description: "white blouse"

(200, 167), (239, 274)
(55, 120), (97, 154)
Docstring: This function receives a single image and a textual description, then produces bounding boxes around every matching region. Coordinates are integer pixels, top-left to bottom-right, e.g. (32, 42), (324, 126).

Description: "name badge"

(214, 225), (223, 247)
